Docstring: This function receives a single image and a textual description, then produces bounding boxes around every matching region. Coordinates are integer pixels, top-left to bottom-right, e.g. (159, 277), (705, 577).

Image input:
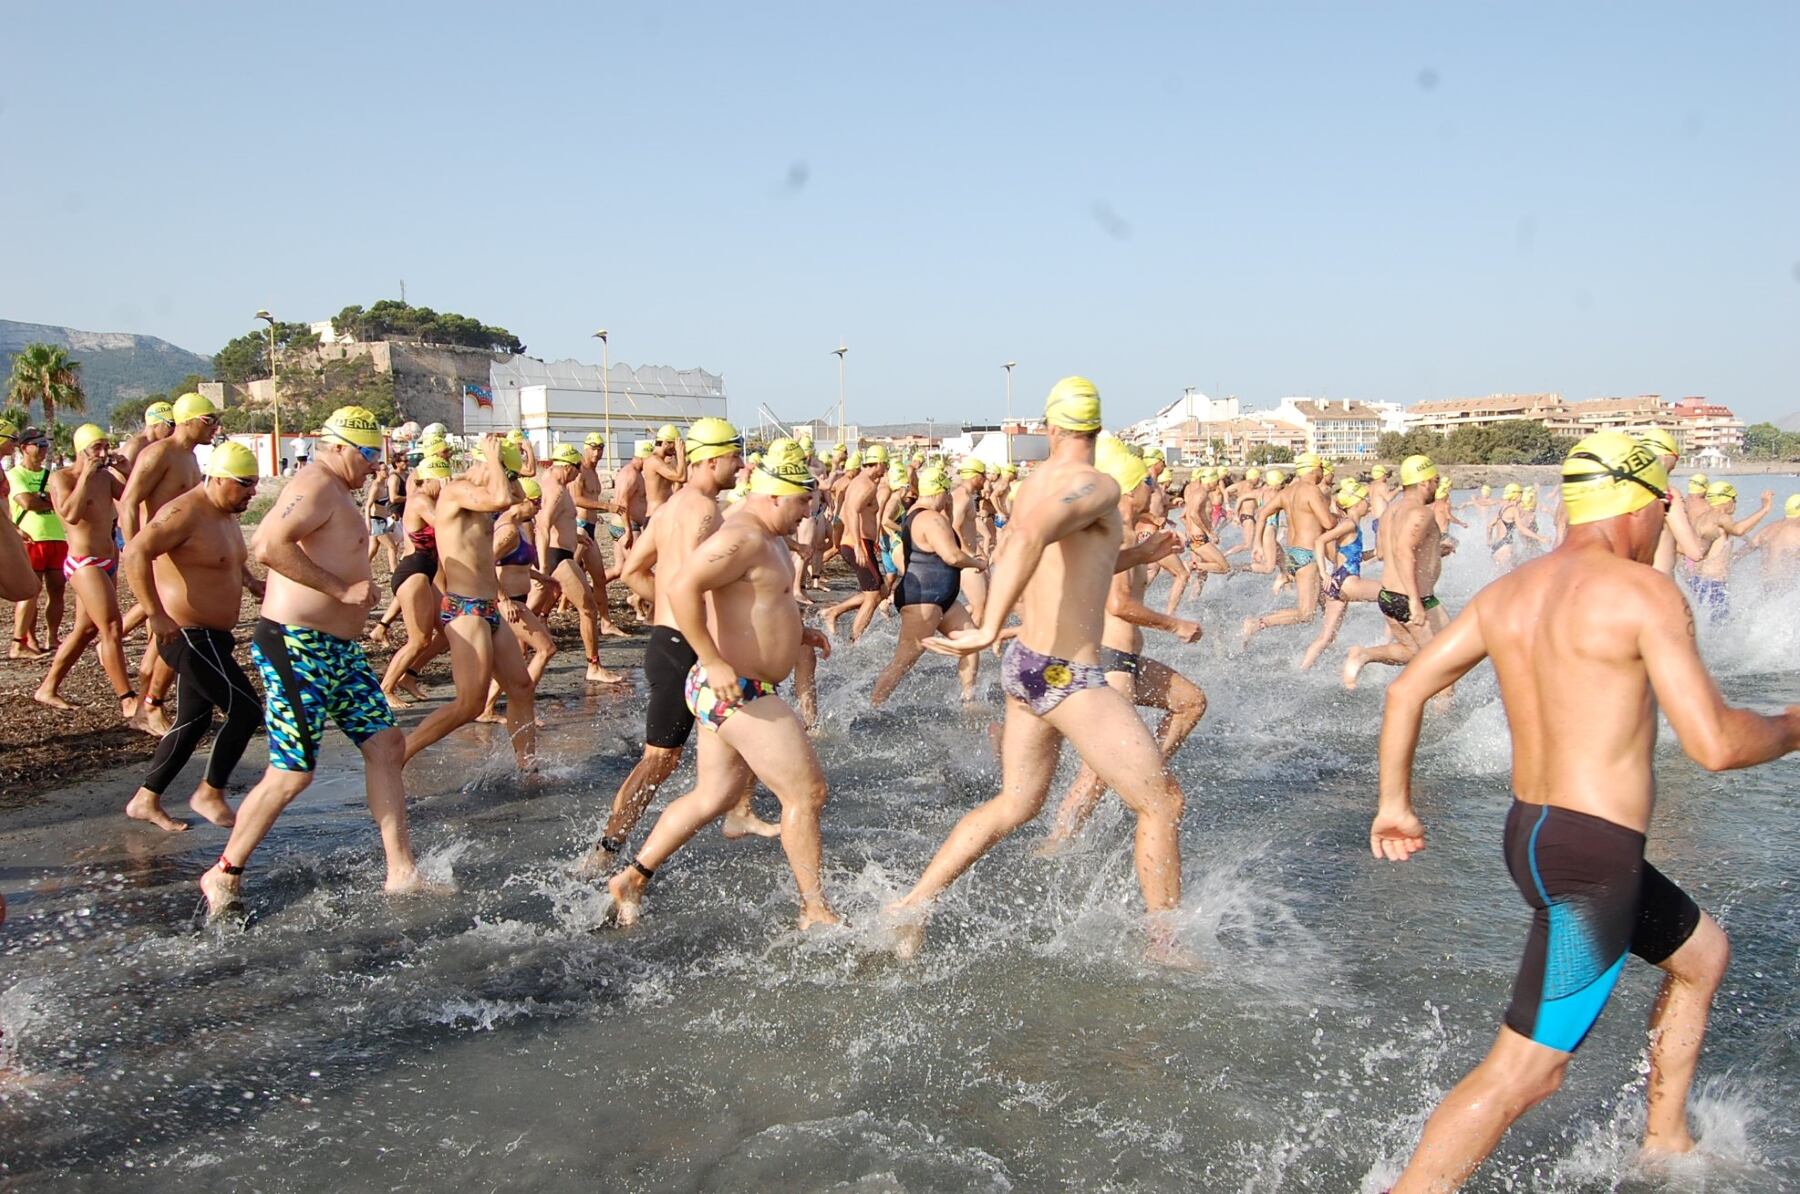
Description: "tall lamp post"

(1003, 361), (1016, 463)
(592, 328), (610, 468)
(255, 310), (280, 475)
(832, 342), (847, 450)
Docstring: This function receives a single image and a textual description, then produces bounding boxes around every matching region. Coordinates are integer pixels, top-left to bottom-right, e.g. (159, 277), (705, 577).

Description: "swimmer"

(820, 449), (888, 642)
(642, 423), (688, 517)
(118, 400), (175, 471)
(1299, 481), (1385, 671)
(371, 456), (451, 702)
(1371, 430), (1800, 1190)
(1737, 494), (1800, 581)
(401, 434), (539, 772)
(477, 477), (557, 724)
(1344, 455), (1452, 689)
(870, 465), (988, 706)
(1242, 453), (1333, 642)
(0, 416), (38, 601)
(33, 425), (135, 718)
(605, 438), (838, 930)
(569, 433), (630, 636)
(120, 442), (263, 832)
(578, 419), (778, 877)
(7, 428), (67, 658)
(887, 381), (1188, 962)
(1038, 437), (1205, 855)
(363, 456), (403, 572)
(1687, 481), (1771, 622)
(949, 457), (992, 622)
(202, 407), (443, 923)
(1634, 428), (1705, 577)
(538, 443), (625, 683)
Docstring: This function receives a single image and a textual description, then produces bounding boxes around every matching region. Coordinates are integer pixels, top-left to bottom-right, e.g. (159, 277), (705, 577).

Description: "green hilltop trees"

(331, 301), (523, 354)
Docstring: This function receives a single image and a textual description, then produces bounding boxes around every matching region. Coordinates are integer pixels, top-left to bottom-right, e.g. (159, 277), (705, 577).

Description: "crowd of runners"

(3, 379), (1798, 1191)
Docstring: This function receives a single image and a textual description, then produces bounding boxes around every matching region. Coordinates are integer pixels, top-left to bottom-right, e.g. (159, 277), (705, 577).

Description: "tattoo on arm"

(278, 496), (303, 520)
(705, 539), (743, 564)
(1060, 482), (1096, 505)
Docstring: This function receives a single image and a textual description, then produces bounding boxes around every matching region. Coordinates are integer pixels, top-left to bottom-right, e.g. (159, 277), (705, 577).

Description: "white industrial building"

(469, 358), (729, 469)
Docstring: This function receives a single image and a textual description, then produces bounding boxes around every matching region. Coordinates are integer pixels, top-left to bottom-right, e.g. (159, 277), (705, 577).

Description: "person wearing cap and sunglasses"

(567, 432), (630, 638)
(0, 416), (38, 601)
(577, 418), (781, 879)
(1632, 427), (1705, 578)
(119, 391), (227, 735)
(120, 400), (176, 471)
(200, 406), (443, 924)
(33, 425), (136, 718)
(605, 437), (838, 931)
(1344, 454), (1454, 690)
(1369, 430), (1800, 1190)
(537, 441), (627, 685)
(400, 434), (540, 773)
(120, 441), (264, 833)
(1688, 480), (1772, 623)
(642, 422), (688, 517)
(7, 426), (69, 657)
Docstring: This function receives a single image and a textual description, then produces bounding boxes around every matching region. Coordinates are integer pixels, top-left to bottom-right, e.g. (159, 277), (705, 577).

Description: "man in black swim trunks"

(1345, 454), (1451, 690)
(820, 449), (887, 642)
(1370, 431), (1800, 1190)
(575, 418), (778, 878)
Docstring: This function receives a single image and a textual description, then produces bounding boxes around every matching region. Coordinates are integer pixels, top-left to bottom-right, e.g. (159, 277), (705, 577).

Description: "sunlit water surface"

(3, 478), (1797, 1191)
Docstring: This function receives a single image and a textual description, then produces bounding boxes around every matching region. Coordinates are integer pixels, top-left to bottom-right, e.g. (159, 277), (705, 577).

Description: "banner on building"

(464, 382), (493, 409)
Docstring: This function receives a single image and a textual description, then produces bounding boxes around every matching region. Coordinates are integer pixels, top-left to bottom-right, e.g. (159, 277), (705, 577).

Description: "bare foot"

(821, 610), (843, 639)
(188, 785), (236, 828)
(130, 701), (172, 736)
(571, 842), (618, 881)
(721, 806), (781, 840)
(1032, 832), (1074, 859)
(125, 788), (191, 833)
(397, 673), (428, 701)
(605, 868), (646, 927)
(32, 686), (76, 711)
(475, 707), (503, 724)
(384, 868), (456, 896)
(198, 867), (246, 922)
(885, 903), (926, 960)
(1639, 1131), (1697, 1159)
(1240, 615), (1263, 643)
(797, 904), (842, 931)
(586, 662), (626, 684)
(1145, 933), (1208, 972)
(794, 593), (814, 607)
(9, 640), (44, 660)
(599, 621), (631, 638)
(368, 623), (390, 647)
(1341, 648), (1365, 691)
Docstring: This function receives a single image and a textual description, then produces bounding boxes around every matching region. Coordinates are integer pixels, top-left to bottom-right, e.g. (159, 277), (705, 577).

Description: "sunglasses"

(220, 475), (258, 490)
(1566, 451), (1670, 509)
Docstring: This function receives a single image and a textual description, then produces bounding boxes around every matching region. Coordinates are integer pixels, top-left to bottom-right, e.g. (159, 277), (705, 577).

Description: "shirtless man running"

(0, 416), (36, 602)
(1344, 455), (1451, 689)
(1370, 430), (1800, 1190)
(401, 434), (538, 772)
(1242, 452), (1333, 642)
(122, 441), (263, 832)
(200, 407), (440, 922)
(1738, 494), (1800, 581)
(538, 443), (625, 683)
(577, 418), (777, 876)
(820, 450), (887, 641)
(642, 423), (688, 517)
(34, 424), (135, 717)
(606, 438), (837, 930)
(1038, 437), (1205, 855)
(886, 379), (1187, 961)
(1634, 429), (1704, 578)
(1687, 481), (1772, 623)
(120, 401), (174, 471)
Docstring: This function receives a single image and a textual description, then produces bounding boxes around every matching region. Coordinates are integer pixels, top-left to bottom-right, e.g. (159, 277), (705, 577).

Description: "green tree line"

(1741, 422), (1800, 461)
(1376, 420), (1572, 465)
(331, 301), (523, 354)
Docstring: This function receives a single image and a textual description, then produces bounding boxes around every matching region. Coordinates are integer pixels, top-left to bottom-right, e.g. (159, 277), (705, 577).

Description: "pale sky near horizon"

(4, 2), (1796, 426)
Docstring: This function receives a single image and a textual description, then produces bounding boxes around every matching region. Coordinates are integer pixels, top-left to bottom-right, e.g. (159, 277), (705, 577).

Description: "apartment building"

(1671, 397), (1745, 457)
(1169, 415), (1308, 463)
(1405, 393), (1566, 434)
(1273, 398), (1386, 459)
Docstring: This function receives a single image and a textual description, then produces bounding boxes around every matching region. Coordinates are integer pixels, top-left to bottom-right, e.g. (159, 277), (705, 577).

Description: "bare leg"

(557, 561), (624, 683)
(359, 727), (438, 891)
(1300, 600), (1348, 671)
(961, 567), (988, 625)
(607, 729), (752, 926)
(200, 766), (313, 916)
(402, 615), (497, 763)
(575, 744), (685, 877)
(1392, 1027), (1571, 1193)
(871, 605), (937, 706)
(714, 698), (835, 926)
(489, 621), (538, 771)
(792, 641), (820, 728)
(848, 592), (881, 641)
(34, 600), (96, 709)
(1642, 914), (1730, 1155)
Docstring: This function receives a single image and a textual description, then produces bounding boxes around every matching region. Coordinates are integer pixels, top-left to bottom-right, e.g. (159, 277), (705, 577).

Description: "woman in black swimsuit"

(871, 466), (989, 707)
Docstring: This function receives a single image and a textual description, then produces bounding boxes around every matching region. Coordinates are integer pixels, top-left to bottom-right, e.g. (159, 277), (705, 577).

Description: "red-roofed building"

(1670, 397), (1744, 460)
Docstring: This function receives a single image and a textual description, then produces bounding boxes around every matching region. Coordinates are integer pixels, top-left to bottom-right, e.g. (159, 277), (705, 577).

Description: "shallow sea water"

(2, 478), (1797, 1191)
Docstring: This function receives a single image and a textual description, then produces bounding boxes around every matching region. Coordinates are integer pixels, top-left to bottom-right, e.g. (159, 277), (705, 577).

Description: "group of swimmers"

(5, 381), (1799, 1191)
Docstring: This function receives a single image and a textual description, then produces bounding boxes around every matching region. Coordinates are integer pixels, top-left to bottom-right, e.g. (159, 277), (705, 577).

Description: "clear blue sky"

(4, 2), (1796, 425)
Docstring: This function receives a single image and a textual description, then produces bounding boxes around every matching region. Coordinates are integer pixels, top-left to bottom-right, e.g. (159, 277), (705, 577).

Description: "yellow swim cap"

(1044, 376), (1102, 432)
(798, 435), (815, 456)
(958, 457), (987, 477)
(634, 441), (655, 458)
(1094, 433), (1148, 493)
(0, 413), (19, 442)
(420, 439), (450, 459)
(1335, 481), (1367, 510)
(749, 438), (818, 496)
(1704, 481), (1737, 507)
(1786, 495), (1800, 518)
(1560, 430), (1670, 526)
(917, 465), (950, 497)
(551, 443), (582, 466)
(518, 477), (543, 501)
(1246, 466), (1262, 482)
(1143, 447), (1165, 465)
(1637, 426), (1679, 458)
(1520, 489), (1538, 509)
(685, 417), (743, 463)
(172, 392), (218, 423)
(205, 441), (259, 480)
(1294, 452), (1323, 474)
(1502, 483), (1523, 501)
(1399, 455), (1438, 487)
(845, 450), (863, 470)
(863, 444), (889, 466)
(475, 441), (526, 475)
(145, 401), (175, 427)
(1686, 473), (1708, 495)
(503, 429), (526, 445)
(657, 423), (679, 444)
(1265, 469), (1287, 489)
(584, 432), (606, 449)
(1370, 465), (1388, 479)
(1480, 484), (1493, 498)
(1001, 463), (1018, 476)
(415, 457), (452, 481)
(1435, 478), (1452, 501)
(73, 423), (108, 454)
(912, 451), (926, 465)
(323, 406), (384, 450)
(887, 462), (909, 488)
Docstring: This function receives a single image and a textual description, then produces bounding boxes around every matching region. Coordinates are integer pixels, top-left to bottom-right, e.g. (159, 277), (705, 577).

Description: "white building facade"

(473, 358), (728, 469)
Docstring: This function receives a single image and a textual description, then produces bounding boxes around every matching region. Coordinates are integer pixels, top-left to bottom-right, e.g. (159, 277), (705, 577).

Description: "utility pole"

(832, 342), (847, 450)
(594, 329), (611, 468)
(255, 309), (280, 475)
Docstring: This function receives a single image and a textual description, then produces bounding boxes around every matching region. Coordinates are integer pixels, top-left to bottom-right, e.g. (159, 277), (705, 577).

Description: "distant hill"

(1, 319), (213, 423)
(1778, 411), (1800, 432)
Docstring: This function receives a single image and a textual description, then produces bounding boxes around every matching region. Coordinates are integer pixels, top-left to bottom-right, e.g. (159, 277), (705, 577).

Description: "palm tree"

(6, 342), (86, 426)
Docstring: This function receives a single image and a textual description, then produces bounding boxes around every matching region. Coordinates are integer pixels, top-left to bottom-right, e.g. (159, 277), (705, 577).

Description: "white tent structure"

(470, 358), (728, 469)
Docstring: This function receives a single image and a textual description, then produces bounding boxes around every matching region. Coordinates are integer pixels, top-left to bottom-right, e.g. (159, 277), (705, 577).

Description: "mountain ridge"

(1, 318), (213, 422)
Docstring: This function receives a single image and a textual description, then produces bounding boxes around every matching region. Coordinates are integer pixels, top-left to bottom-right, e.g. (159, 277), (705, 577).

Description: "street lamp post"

(832, 342), (847, 450)
(255, 310), (280, 475)
(593, 329), (610, 468)
(1003, 361), (1016, 463)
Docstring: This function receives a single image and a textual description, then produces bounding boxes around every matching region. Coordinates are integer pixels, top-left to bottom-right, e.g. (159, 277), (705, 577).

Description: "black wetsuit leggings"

(140, 627), (263, 796)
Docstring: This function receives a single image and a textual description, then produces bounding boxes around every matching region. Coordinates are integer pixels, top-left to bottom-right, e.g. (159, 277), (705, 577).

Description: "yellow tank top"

(6, 466), (66, 542)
